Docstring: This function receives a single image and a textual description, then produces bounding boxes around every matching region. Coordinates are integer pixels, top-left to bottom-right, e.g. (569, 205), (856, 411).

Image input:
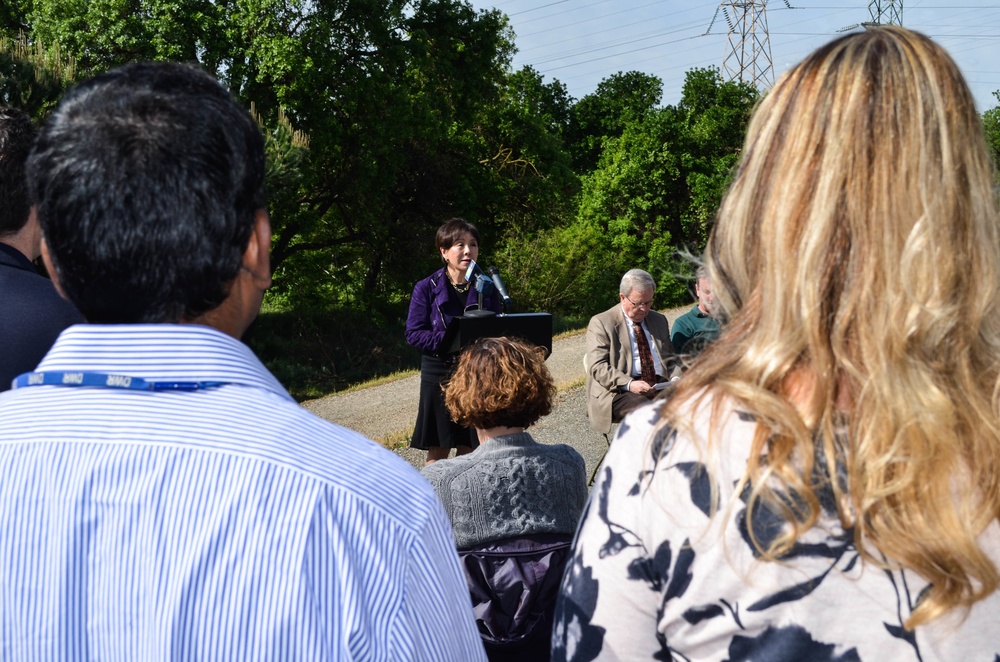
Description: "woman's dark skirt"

(410, 354), (478, 450)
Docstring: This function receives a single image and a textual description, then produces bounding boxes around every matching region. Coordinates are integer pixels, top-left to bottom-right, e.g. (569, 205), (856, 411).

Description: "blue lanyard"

(12, 371), (227, 392)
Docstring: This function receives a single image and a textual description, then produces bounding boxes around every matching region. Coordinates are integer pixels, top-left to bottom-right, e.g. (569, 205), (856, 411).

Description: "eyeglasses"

(624, 294), (653, 308)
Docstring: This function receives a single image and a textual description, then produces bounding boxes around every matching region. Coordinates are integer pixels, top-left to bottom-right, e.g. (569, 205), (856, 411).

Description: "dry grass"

(553, 328), (585, 342)
(556, 376), (586, 391)
(378, 429), (414, 451)
(339, 369), (419, 395)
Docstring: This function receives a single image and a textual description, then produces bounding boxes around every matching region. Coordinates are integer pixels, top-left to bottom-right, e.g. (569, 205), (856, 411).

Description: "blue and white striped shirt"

(0, 324), (486, 661)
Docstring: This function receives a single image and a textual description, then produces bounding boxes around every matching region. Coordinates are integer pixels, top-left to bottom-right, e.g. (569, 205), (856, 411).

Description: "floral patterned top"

(552, 398), (1000, 661)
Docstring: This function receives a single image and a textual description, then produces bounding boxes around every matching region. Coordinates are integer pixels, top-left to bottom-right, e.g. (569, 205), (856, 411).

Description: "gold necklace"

(450, 279), (470, 294)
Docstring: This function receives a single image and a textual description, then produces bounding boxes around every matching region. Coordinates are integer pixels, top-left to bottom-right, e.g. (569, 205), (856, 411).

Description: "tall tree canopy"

(5, 2), (783, 394)
(503, 68), (758, 316)
(18, 0), (525, 307)
(566, 70), (663, 173)
(581, 68), (757, 286)
(7, 1), (763, 323)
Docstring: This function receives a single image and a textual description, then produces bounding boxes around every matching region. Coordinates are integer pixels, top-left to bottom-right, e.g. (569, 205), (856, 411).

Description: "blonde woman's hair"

(663, 26), (1000, 628)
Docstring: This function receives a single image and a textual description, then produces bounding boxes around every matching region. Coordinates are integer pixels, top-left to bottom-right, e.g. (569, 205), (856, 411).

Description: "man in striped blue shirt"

(0, 62), (486, 661)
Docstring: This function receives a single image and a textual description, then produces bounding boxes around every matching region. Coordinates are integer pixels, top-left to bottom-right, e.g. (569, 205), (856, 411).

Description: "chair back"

(459, 532), (573, 662)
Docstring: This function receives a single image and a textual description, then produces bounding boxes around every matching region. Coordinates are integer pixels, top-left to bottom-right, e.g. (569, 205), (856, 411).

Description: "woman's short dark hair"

(444, 336), (554, 430)
(435, 218), (480, 252)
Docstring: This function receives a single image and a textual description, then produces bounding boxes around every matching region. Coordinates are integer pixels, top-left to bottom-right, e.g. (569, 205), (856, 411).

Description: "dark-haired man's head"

(0, 107), (38, 245)
(28, 62), (270, 333)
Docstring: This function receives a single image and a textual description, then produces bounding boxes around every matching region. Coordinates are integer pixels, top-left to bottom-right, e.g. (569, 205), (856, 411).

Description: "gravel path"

(303, 307), (688, 478)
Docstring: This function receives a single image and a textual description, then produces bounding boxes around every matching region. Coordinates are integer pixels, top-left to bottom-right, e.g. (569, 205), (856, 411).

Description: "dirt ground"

(302, 306), (688, 477)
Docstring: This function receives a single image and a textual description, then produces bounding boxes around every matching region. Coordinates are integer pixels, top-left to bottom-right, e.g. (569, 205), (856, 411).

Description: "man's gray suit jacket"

(585, 304), (673, 434)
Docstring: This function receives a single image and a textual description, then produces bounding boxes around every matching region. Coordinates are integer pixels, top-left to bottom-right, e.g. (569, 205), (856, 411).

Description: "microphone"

(486, 265), (512, 312)
(461, 259), (497, 317)
(465, 259), (479, 282)
(474, 274), (495, 296)
(465, 259), (495, 296)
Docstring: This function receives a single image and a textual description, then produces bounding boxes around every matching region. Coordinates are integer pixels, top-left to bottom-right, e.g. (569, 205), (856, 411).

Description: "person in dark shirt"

(0, 107), (83, 391)
(405, 218), (501, 464)
(671, 266), (720, 360)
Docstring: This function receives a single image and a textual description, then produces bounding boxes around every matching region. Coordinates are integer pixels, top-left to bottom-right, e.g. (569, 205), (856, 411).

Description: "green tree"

(482, 69), (576, 238)
(247, 0), (516, 305)
(24, 0), (518, 307)
(0, 0), (32, 38)
(674, 67), (759, 246)
(0, 34), (78, 117)
(983, 91), (1000, 180)
(532, 68), (757, 315)
(482, 66), (576, 235)
(27, 0), (219, 72)
(566, 70), (662, 173)
(478, 66), (581, 312)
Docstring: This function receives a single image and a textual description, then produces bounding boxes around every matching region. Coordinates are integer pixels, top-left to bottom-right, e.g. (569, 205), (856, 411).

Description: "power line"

(520, 1), (689, 40)
(525, 21), (709, 64)
(471, 0), (1000, 108)
(515, 0), (654, 26)
(544, 34), (708, 73)
(508, 0), (571, 18)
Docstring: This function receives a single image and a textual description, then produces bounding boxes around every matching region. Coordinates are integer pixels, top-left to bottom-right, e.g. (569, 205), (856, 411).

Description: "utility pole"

(705, 1), (793, 92)
(869, 0), (903, 25)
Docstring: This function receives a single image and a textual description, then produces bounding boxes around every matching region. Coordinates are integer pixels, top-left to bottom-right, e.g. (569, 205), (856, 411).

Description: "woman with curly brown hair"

(423, 336), (587, 549)
(554, 27), (1000, 661)
(423, 336), (587, 662)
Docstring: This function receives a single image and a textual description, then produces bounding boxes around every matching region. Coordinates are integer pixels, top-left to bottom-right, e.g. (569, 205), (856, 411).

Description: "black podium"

(441, 312), (553, 357)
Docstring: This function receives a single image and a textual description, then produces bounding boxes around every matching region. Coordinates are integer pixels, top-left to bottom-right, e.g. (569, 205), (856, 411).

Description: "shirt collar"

(36, 324), (294, 402)
(621, 308), (643, 330)
(0, 242), (36, 272)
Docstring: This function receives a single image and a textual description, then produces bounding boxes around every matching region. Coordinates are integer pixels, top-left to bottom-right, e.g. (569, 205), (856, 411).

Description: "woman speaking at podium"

(405, 218), (501, 465)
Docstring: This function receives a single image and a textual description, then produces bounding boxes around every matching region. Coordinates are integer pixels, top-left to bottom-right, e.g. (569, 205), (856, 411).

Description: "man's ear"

(39, 235), (68, 300)
(241, 209), (272, 290)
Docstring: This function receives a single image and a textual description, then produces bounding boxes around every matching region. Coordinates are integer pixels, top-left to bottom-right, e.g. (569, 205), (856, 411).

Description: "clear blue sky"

(467, 0), (1000, 111)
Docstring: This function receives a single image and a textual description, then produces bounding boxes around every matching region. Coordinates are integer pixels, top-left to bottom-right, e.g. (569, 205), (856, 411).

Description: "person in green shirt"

(671, 267), (720, 359)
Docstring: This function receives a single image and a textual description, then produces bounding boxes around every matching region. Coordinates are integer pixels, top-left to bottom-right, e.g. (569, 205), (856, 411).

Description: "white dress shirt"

(0, 324), (486, 661)
(625, 313), (664, 380)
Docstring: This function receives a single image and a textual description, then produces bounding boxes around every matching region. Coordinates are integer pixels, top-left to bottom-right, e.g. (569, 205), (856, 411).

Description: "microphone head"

(474, 274), (495, 295)
(465, 260), (478, 281)
(486, 265), (499, 276)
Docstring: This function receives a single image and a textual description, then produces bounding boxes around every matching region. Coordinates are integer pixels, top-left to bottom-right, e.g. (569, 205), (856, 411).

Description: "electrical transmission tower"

(869, 0), (903, 25)
(705, 1), (793, 92)
(840, 1), (903, 33)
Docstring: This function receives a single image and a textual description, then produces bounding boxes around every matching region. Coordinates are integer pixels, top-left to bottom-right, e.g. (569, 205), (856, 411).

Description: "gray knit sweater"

(421, 432), (588, 549)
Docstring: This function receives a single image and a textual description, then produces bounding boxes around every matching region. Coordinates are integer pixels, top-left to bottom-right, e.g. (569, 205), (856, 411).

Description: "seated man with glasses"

(585, 269), (676, 435)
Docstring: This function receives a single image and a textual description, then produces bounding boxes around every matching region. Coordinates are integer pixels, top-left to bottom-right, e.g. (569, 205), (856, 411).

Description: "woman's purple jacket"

(405, 266), (501, 354)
